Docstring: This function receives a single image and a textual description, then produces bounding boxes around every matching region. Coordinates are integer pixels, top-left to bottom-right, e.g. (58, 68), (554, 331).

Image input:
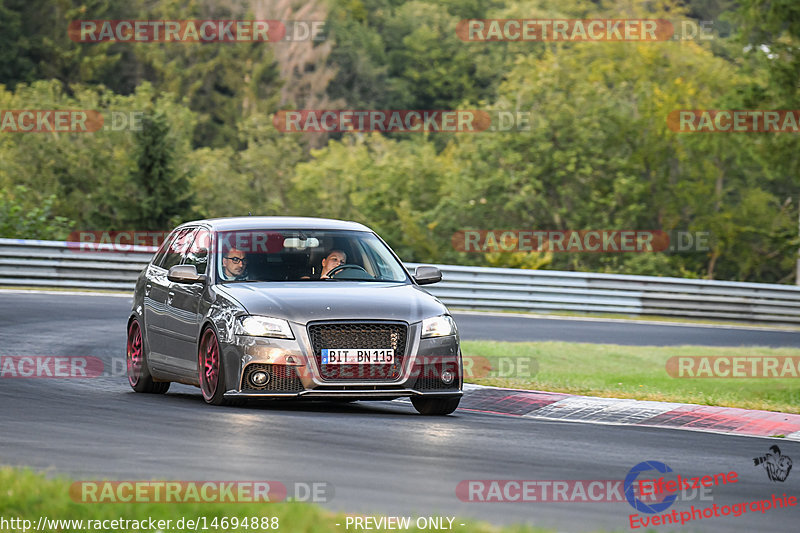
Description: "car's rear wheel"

(411, 396), (460, 415)
(127, 319), (170, 394)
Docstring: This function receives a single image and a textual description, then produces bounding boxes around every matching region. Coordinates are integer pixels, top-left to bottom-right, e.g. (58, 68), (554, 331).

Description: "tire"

(127, 319), (170, 394)
(411, 396), (460, 416)
(198, 327), (243, 406)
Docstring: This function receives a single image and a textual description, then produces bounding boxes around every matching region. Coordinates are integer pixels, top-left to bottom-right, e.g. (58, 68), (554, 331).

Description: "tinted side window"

(183, 228), (210, 274)
(152, 230), (180, 268)
(161, 228), (196, 270)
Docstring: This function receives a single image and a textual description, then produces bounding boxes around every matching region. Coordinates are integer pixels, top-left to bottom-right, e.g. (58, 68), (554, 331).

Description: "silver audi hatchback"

(126, 217), (462, 415)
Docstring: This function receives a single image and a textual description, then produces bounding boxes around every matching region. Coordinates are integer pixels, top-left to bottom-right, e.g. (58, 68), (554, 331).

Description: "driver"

(220, 247), (249, 281)
(319, 250), (346, 279)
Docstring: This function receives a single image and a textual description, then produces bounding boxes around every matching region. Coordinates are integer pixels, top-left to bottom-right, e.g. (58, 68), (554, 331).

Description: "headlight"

(235, 316), (294, 339)
(421, 315), (457, 338)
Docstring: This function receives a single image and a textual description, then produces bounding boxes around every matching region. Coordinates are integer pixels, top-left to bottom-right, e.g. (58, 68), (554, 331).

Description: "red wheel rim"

(199, 329), (220, 400)
(127, 321), (143, 387)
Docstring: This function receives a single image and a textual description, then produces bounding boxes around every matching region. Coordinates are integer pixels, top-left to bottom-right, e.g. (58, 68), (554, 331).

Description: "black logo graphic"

(753, 445), (792, 482)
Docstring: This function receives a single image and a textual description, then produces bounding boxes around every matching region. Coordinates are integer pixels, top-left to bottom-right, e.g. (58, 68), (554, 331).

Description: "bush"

(0, 185), (74, 240)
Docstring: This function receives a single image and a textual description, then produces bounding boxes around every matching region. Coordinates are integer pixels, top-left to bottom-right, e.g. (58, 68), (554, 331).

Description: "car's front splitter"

(222, 389), (463, 400)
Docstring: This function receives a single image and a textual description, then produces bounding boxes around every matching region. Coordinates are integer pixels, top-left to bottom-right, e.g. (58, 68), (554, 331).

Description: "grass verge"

(452, 308), (800, 331)
(462, 341), (800, 414)
(0, 467), (561, 533)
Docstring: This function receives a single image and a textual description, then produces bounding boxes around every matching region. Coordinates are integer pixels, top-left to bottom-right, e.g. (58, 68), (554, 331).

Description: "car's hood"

(215, 282), (447, 324)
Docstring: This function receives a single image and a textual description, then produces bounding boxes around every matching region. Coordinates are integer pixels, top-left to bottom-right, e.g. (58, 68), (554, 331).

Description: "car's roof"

(179, 216), (373, 232)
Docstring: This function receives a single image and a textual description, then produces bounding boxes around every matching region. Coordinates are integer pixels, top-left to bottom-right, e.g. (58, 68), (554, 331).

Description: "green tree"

(0, 80), (197, 231)
(326, 0), (505, 111)
(126, 0), (283, 148)
(0, 0), (35, 88)
(290, 133), (447, 260)
(121, 110), (194, 230)
(0, 0), (123, 90)
(189, 115), (306, 219)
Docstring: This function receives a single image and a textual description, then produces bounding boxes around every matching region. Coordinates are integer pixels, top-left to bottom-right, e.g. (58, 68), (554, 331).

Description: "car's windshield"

(214, 229), (409, 283)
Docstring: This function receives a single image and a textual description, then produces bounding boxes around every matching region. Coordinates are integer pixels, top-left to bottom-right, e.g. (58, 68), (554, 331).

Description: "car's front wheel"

(198, 327), (226, 405)
(127, 319), (170, 394)
(198, 327), (243, 406)
(411, 396), (460, 415)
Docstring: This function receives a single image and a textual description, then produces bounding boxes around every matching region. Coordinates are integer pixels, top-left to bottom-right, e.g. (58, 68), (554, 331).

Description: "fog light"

(441, 370), (455, 385)
(250, 370), (270, 386)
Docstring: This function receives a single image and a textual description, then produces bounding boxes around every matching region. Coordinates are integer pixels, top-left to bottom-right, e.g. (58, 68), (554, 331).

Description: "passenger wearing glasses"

(220, 247), (248, 281)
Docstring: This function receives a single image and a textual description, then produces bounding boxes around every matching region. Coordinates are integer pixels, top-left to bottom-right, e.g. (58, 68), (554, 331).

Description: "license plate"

(321, 349), (394, 365)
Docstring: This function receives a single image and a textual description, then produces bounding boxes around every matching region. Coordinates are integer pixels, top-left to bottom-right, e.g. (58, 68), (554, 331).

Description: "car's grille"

(241, 364), (305, 392)
(412, 358), (460, 391)
(308, 322), (407, 381)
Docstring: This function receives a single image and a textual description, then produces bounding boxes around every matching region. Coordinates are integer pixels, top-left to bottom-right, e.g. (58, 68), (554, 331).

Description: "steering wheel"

(326, 264), (371, 279)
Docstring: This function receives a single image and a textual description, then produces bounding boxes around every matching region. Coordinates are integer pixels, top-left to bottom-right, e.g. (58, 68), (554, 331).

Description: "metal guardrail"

(3, 238), (800, 324)
(0, 238), (152, 291)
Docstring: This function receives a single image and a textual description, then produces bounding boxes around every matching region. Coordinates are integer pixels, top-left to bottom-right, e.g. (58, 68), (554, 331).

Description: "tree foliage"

(121, 110), (194, 230)
(0, 0), (798, 283)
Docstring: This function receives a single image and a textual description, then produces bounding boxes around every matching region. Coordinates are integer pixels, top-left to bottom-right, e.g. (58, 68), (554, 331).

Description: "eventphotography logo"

(624, 461), (680, 514)
(618, 460), (800, 530)
(753, 446), (793, 482)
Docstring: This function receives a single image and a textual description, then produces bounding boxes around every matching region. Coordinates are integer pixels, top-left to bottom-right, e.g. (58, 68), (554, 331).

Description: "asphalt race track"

(1, 291), (799, 532)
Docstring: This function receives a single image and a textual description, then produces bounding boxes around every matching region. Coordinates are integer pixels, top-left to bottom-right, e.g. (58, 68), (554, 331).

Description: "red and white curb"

(458, 384), (800, 441)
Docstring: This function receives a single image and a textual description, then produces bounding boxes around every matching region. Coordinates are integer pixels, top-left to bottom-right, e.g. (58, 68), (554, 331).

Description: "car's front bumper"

(221, 320), (462, 399)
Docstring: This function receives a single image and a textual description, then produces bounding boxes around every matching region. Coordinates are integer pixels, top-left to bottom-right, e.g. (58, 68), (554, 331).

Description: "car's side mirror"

(413, 265), (442, 285)
(168, 265), (207, 284)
